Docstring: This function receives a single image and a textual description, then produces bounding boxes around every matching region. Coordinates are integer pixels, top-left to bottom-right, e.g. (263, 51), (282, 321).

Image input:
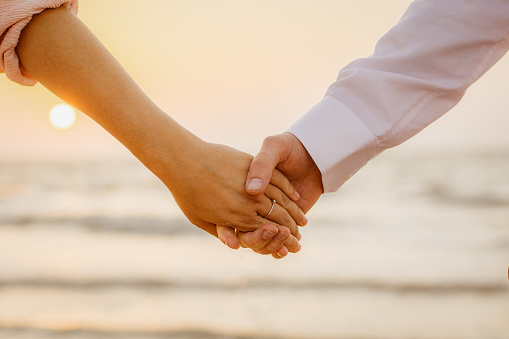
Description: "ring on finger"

(263, 199), (276, 218)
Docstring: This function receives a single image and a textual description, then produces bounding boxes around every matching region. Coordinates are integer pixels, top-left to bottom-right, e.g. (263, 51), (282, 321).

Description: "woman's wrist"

(123, 109), (206, 188)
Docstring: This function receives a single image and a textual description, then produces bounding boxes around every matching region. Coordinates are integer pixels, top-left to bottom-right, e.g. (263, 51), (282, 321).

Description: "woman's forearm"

(15, 6), (194, 179)
(15, 6), (305, 250)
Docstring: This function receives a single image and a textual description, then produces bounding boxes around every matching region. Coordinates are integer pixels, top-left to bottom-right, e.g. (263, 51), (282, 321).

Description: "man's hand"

(245, 133), (323, 213)
(216, 133), (321, 259)
(217, 224), (301, 259)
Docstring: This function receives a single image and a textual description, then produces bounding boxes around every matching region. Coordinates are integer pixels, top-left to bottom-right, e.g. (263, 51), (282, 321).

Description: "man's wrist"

(288, 96), (377, 192)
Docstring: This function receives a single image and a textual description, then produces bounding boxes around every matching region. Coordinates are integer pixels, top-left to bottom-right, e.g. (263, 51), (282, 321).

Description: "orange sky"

(1, 0), (509, 161)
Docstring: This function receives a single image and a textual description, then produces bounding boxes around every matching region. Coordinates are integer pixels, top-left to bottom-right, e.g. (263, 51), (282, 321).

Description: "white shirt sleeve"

(288, 0), (509, 192)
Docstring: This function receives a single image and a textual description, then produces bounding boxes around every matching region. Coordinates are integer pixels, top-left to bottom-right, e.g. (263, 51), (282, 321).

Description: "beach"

(0, 151), (508, 339)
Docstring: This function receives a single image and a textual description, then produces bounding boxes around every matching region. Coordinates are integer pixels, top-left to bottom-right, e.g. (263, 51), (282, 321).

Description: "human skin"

(16, 7), (305, 258)
(245, 133), (323, 214)
(217, 132), (323, 247)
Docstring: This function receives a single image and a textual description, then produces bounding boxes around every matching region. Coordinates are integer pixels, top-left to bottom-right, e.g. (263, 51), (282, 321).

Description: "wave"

(0, 278), (506, 295)
(0, 215), (200, 235)
(0, 326), (251, 339)
(424, 186), (509, 207)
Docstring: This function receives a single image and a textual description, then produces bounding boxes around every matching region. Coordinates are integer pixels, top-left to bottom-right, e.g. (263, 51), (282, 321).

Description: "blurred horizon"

(1, 0), (509, 162)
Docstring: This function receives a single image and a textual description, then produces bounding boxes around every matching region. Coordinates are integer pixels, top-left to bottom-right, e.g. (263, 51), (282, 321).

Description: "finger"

(279, 231), (301, 254)
(238, 225), (290, 257)
(265, 184), (307, 226)
(238, 224), (280, 250)
(198, 221), (219, 237)
(257, 199), (300, 238)
(246, 135), (286, 196)
(270, 169), (300, 201)
(272, 246), (289, 259)
(216, 226), (240, 249)
(296, 230), (302, 241)
(259, 226), (301, 254)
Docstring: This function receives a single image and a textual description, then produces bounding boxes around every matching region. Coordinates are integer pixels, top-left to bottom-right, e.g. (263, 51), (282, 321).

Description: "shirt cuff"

(287, 95), (378, 193)
(0, 0), (79, 86)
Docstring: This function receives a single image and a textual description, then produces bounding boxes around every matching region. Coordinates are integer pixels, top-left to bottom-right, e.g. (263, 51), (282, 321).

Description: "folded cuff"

(0, 0), (79, 86)
(287, 95), (378, 192)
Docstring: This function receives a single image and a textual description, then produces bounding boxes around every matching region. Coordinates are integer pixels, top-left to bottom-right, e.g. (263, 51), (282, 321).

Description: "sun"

(49, 104), (76, 131)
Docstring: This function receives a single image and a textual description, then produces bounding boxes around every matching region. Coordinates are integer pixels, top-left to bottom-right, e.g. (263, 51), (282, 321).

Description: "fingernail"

(247, 178), (263, 190)
(222, 240), (235, 250)
(300, 215), (308, 226)
(294, 191), (300, 200)
(276, 231), (289, 242)
(262, 230), (276, 240)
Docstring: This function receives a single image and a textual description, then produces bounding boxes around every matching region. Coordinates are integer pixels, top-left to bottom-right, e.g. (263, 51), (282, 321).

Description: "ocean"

(0, 151), (508, 339)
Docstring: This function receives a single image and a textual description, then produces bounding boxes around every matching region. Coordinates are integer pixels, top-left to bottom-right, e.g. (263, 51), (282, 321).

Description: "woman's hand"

(158, 138), (307, 240)
(16, 7), (304, 258)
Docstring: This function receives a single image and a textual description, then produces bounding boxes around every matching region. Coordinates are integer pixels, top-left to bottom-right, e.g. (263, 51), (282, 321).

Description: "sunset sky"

(1, 0), (509, 162)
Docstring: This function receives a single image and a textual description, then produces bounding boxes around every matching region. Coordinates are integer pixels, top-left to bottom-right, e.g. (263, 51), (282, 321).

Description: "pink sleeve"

(0, 0), (79, 86)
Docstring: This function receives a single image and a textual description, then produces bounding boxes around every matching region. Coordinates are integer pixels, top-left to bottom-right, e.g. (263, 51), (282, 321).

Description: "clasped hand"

(156, 136), (308, 259)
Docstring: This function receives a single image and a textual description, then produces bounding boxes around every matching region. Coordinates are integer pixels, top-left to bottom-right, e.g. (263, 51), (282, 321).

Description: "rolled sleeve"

(288, 95), (377, 193)
(0, 0), (79, 86)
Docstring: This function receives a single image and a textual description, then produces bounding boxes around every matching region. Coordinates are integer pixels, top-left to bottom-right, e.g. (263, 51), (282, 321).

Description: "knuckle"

(251, 155), (270, 169)
(249, 242), (265, 251)
(236, 213), (259, 227)
(263, 135), (279, 146)
(254, 248), (269, 255)
(279, 191), (290, 207)
(255, 199), (268, 214)
(239, 235), (261, 250)
(270, 169), (284, 185)
(281, 214), (294, 228)
(262, 135), (275, 145)
(275, 231), (289, 243)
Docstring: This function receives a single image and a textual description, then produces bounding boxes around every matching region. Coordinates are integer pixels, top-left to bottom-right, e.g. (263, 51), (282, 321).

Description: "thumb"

(216, 226), (240, 250)
(245, 135), (287, 195)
